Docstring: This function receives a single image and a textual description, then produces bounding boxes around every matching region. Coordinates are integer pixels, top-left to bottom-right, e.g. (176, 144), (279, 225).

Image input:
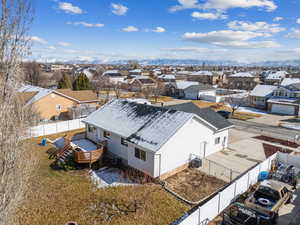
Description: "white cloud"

(111, 3), (128, 16)
(67, 21), (104, 28)
(183, 30), (280, 48)
(122, 26), (138, 32)
(58, 2), (83, 14)
(297, 18), (300, 24)
(273, 17), (283, 22)
(47, 46), (56, 50)
(58, 42), (71, 47)
(287, 29), (300, 38)
(191, 11), (227, 20)
(152, 27), (166, 33)
(31, 36), (48, 44)
(227, 21), (285, 33)
(170, 0), (277, 12)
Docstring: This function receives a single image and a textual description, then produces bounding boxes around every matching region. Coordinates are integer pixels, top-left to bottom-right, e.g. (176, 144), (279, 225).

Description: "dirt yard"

(165, 169), (227, 202)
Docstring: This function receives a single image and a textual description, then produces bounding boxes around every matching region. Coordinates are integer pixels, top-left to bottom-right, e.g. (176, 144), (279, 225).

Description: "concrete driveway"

(249, 114), (294, 126)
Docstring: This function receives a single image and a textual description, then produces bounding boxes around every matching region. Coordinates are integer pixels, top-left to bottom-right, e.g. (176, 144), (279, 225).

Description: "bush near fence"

(171, 153), (278, 225)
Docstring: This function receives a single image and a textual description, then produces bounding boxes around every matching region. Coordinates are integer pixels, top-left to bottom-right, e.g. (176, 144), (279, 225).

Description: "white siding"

(127, 145), (155, 177)
(154, 118), (229, 177)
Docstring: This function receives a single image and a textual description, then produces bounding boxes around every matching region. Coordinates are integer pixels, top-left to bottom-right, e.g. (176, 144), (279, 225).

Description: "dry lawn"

(17, 130), (190, 225)
(165, 169), (227, 202)
(192, 100), (261, 121)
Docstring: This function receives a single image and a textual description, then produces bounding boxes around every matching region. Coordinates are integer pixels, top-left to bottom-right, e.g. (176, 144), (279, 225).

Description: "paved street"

(229, 119), (300, 141)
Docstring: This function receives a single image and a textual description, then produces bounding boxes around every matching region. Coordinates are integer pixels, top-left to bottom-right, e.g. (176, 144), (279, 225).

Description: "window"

(104, 130), (111, 139)
(121, 137), (128, 147)
(215, 137), (220, 145)
(135, 148), (146, 161)
(87, 125), (96, 133)
(56, 104), (62, 111)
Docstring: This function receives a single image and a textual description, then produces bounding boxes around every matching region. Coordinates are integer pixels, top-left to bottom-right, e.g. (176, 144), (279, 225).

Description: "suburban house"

(102, 70), (126, 84)
(267, 83), (300, 115)
(18, 85), (100, 120)
(186, 71), (221, 85)
(157, 74), (176, 83)
(250, 85), (278, 109)
(250, 81), (300, 115)
(226, 72), (260, 90)
(264, 71), (287, 85)
(130, 76), (157, 92)
(165, 81), (198, 98)
(83, 99), (232, 179)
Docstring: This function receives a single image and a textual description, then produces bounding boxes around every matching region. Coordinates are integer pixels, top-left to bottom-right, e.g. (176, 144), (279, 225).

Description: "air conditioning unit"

(190, 158), (202, 168)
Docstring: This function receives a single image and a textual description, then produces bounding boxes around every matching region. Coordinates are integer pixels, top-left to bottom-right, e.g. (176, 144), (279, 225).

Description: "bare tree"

(152, 83), (165, 103)
(23, 61), (42, 86)
(225, 93), (249, 116)
(92, 76), (113, 103)
(0, 1), (36, 224)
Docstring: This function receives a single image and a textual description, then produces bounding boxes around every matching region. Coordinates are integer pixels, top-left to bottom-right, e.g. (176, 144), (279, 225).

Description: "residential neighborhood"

(1, 1), (300, 225)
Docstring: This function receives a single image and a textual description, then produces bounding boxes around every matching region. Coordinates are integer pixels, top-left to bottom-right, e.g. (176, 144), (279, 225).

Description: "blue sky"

(30, 0), (300, 63)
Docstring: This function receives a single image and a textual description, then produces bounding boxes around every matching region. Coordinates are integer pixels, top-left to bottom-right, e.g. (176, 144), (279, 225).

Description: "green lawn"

(17, 130), (190, 225)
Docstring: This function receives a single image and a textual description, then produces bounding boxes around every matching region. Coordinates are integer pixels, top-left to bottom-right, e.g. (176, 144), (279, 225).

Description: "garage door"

(271, 104), (295, 115)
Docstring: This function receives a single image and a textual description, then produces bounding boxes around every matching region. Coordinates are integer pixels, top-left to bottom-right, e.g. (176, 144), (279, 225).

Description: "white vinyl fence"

(171, 153), (279, 225)
(29, 118), (85, 137)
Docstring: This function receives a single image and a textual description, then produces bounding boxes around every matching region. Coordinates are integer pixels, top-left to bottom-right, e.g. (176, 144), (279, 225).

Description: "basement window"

(215, 137), (220, 145)
(135, 148), (146, 161)
(121, 137), (128, 147)
(104, 130), (111, 139)
(87, 125), (96, 133)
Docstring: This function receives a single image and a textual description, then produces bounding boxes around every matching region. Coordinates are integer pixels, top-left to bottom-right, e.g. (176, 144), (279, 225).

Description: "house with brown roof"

(130, 76), (157, 92)
(18, 85), (100, 121)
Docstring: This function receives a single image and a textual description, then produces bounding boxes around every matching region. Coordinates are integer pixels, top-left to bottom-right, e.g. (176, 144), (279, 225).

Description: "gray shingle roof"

(250, 85), (277, 97)
(165, 102), (233, 131)
(83, 100), (193, 152)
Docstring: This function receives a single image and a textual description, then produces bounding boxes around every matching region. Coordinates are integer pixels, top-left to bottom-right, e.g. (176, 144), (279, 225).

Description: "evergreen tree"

(58, 73), (72, 89)
(73, 73), (91, 90)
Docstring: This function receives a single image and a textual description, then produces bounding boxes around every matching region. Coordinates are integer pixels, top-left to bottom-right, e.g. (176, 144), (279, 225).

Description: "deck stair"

(56, 138), (74, 164)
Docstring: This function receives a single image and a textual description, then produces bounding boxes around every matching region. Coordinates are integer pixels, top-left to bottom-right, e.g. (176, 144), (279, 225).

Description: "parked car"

(221, 202), (276, 225)
(244, 180), (292, 223)
(217, 110), (231, 119)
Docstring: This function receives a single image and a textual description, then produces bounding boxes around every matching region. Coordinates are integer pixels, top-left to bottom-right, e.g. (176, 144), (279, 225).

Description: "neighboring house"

(186, 71), (221, 85)
(281, 78), (300, 86)
(264, 71), (287, 85)
(250, 85), (278, 109)
(165, 81), (198, 98)
(157, 74), (176, 83)
(267, 83), (300, 115)
(18, 85), (99, 120)
(83, 99), (232, 179)
(130, 76), (157, 92)
(102, 70), (125, 84)
(227, 72), (260, 90)
(185, 84), (216, 100)
(129, 69), (143, 76)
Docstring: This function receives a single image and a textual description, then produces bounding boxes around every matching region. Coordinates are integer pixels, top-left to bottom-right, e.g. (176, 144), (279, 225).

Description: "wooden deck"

(62, 134), (107, 166)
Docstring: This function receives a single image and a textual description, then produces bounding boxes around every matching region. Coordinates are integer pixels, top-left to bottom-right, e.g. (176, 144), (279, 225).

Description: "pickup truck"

(244, 179), (292, 223)
(221, 202), (276, 225)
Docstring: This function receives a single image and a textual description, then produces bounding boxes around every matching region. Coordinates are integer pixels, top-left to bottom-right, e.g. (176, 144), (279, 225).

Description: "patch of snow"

(72, 139), (97, 152)
(90, 167), (138, 188)
(236, 107), (268, 115)
(280, 123), (300, 131)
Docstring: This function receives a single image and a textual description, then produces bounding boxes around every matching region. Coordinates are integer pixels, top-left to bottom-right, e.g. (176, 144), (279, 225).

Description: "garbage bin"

(41, 138), (47, 146)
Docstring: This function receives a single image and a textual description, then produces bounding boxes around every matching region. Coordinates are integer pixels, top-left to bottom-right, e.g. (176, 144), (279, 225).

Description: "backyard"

(17, 130), (190, 225)
(165, 169), (227, 203)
